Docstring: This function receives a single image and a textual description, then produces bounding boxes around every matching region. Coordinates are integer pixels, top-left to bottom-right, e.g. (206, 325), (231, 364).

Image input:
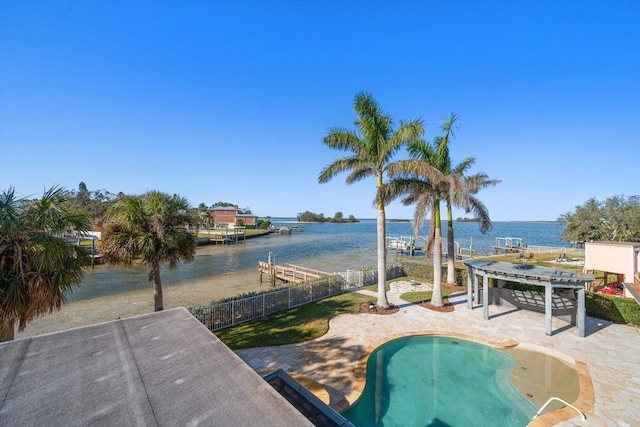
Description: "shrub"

(398, 260), (467, 286)
(586, 293), (640, 325)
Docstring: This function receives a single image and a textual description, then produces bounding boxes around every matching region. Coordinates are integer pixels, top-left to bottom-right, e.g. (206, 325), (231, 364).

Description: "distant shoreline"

(267, 217), (560, 223)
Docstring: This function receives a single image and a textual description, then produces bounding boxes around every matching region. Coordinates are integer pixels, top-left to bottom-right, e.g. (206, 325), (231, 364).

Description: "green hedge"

(399, 260), (467, 286)
(586, 293), (640, 325)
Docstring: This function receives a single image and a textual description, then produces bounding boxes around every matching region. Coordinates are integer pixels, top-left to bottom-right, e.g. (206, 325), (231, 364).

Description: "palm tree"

(99, 191), (197, 312)
(387, 116), (499, 303)
(434, 114), (500, 284)
(0, 186), (90, 341)
(384, 141), (449, 306)
(319, 92), (423, 308)
(444, 164), (500, 283)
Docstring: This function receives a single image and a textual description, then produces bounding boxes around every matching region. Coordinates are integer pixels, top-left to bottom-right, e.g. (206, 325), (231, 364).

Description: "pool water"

(342, 336), (537, 427)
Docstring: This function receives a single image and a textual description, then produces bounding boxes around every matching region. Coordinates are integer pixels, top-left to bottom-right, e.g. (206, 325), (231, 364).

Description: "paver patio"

(236, 285), (640, 426)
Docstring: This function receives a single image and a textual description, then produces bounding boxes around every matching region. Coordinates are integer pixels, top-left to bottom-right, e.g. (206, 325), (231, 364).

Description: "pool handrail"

(532, 396), (587, 422)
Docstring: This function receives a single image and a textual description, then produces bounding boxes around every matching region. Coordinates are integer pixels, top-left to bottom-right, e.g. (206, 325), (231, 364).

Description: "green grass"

(214, 292), (364, 350)
(400, 289), (452, 304)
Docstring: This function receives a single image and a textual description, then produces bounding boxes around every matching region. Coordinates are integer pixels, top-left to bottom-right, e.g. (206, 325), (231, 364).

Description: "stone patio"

(236, 286), (640, 426)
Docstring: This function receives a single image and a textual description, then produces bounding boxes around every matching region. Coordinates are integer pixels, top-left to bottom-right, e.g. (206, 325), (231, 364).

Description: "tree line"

(297, 211), (359, 223)
(559, 195), (640, 243)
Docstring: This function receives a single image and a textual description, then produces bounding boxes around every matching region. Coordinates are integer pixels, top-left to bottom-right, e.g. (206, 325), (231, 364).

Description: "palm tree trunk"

(151, 262), (164, 311)
(446, 201), (456, 285)
(432, 201), (444, 307)
(1, 318), (15, 342)
(376, 204), (390, 309)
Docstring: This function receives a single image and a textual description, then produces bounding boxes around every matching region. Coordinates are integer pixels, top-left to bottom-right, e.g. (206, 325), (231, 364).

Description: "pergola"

(463, 260), (595, 337)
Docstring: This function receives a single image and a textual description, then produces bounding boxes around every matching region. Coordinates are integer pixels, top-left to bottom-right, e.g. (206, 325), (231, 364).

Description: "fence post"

(263, 293), (265, 315)
(288, 288), (291, 308)
(232, 300), (235, 327)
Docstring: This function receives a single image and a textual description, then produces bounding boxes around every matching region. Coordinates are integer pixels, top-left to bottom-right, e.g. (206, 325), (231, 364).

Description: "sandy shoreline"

(15, 273), (271, 339)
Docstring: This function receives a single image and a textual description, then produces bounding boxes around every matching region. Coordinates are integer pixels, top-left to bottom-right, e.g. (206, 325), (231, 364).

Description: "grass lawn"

(216, 277), (461, 350)
(400, 289), (453, 304)
(214, 291), (364, 350)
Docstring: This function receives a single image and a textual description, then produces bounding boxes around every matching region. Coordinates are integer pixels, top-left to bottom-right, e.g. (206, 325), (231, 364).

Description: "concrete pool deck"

(236, 287), (640, 426)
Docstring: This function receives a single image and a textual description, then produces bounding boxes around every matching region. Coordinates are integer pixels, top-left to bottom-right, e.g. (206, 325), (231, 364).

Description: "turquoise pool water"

(342, 336), (537, 427)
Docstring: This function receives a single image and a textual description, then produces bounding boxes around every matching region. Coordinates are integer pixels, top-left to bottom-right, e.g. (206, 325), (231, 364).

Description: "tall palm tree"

(434, 114), (500, 284)
(444, 164), (500, 283)
(99, 191), (197, 312)
(319, 92), (423, 308)
(0, 186), (90, 341)
(384, 141), (449, 306)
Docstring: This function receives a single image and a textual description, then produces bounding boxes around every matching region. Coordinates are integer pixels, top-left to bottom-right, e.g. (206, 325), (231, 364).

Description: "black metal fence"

(190, 264), (404, 332)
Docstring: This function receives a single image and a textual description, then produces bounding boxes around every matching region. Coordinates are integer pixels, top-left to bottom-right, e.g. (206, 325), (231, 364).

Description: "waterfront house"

(209, 205), (258, 228)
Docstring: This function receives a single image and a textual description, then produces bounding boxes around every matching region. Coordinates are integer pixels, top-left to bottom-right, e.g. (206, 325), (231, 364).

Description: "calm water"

(71, 220), (566, 303)
(342, 336), (537, 427)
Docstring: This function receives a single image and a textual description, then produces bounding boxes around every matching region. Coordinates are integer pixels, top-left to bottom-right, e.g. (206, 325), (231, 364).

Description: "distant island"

(297, 211), (359, 223)
(389, 218), (410, 222)
(456, 217), (479, 222)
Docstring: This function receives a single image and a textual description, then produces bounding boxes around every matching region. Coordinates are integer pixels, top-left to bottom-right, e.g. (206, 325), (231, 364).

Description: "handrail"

(532, 396), (586, 422)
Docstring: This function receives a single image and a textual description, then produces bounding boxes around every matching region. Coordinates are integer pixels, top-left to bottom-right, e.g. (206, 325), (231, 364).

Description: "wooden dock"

(258, 261), (331, 286)
(492, 237), (526, 253)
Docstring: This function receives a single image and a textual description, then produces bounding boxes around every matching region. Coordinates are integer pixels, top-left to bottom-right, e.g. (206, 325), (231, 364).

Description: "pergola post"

(545, 285), (553, 336)
(483, 273), (489, 320)
(474, 274), (479, 305)
(467, 265), (474, 309)
(577, 286), (586, 337)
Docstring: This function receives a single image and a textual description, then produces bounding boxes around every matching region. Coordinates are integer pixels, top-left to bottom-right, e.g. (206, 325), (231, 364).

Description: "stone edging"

(340, 331), (594, 426)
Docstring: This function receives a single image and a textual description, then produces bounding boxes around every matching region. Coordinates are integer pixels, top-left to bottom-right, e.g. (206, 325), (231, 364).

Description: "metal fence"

(190, 264), (404, 332)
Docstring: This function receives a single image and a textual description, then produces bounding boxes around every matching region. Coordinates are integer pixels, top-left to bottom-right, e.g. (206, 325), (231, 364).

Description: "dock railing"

(191, 264), (404, 332)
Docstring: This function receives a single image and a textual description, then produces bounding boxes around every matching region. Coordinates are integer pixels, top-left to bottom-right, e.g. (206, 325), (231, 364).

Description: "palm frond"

(318, 157), (360, 183)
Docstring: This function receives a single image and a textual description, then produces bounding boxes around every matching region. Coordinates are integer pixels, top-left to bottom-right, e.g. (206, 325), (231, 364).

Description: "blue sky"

(1, 0), (638, 221)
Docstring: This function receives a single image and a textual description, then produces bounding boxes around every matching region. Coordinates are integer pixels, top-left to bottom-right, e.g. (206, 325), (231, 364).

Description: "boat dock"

(268, 225), (305, 234)
(258, 260), (331, 285)
(201, 227), (246, 244)
(386, 236), (424, 255)
(492, 237), (526, 253)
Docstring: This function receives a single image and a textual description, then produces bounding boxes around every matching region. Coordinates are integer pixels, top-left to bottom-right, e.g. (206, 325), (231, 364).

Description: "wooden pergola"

(463, 260), (595, 337)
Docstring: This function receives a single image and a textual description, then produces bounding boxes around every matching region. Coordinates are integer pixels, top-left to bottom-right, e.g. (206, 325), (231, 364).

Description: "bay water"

(71, 220), (566, 304)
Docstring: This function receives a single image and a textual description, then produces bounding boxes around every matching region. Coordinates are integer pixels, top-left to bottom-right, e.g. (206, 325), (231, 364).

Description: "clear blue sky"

(1, 0), (638, 221)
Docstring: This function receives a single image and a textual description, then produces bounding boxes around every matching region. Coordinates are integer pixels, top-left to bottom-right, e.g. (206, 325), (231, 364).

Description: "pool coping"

(343, 331), (594, 427)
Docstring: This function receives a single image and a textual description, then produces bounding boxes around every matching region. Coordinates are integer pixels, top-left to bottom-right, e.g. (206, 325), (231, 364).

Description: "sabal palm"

(319, 92), (423, 308)
(0, 186), (90, 341)
(100, 191), (196, 311)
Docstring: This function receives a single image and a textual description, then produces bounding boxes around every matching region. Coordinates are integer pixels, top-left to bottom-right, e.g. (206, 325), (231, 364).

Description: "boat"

(388, 238), (410, 251)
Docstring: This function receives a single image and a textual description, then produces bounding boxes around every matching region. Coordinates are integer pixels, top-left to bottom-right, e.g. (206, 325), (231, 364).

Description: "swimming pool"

(342, 336), (538, 427)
